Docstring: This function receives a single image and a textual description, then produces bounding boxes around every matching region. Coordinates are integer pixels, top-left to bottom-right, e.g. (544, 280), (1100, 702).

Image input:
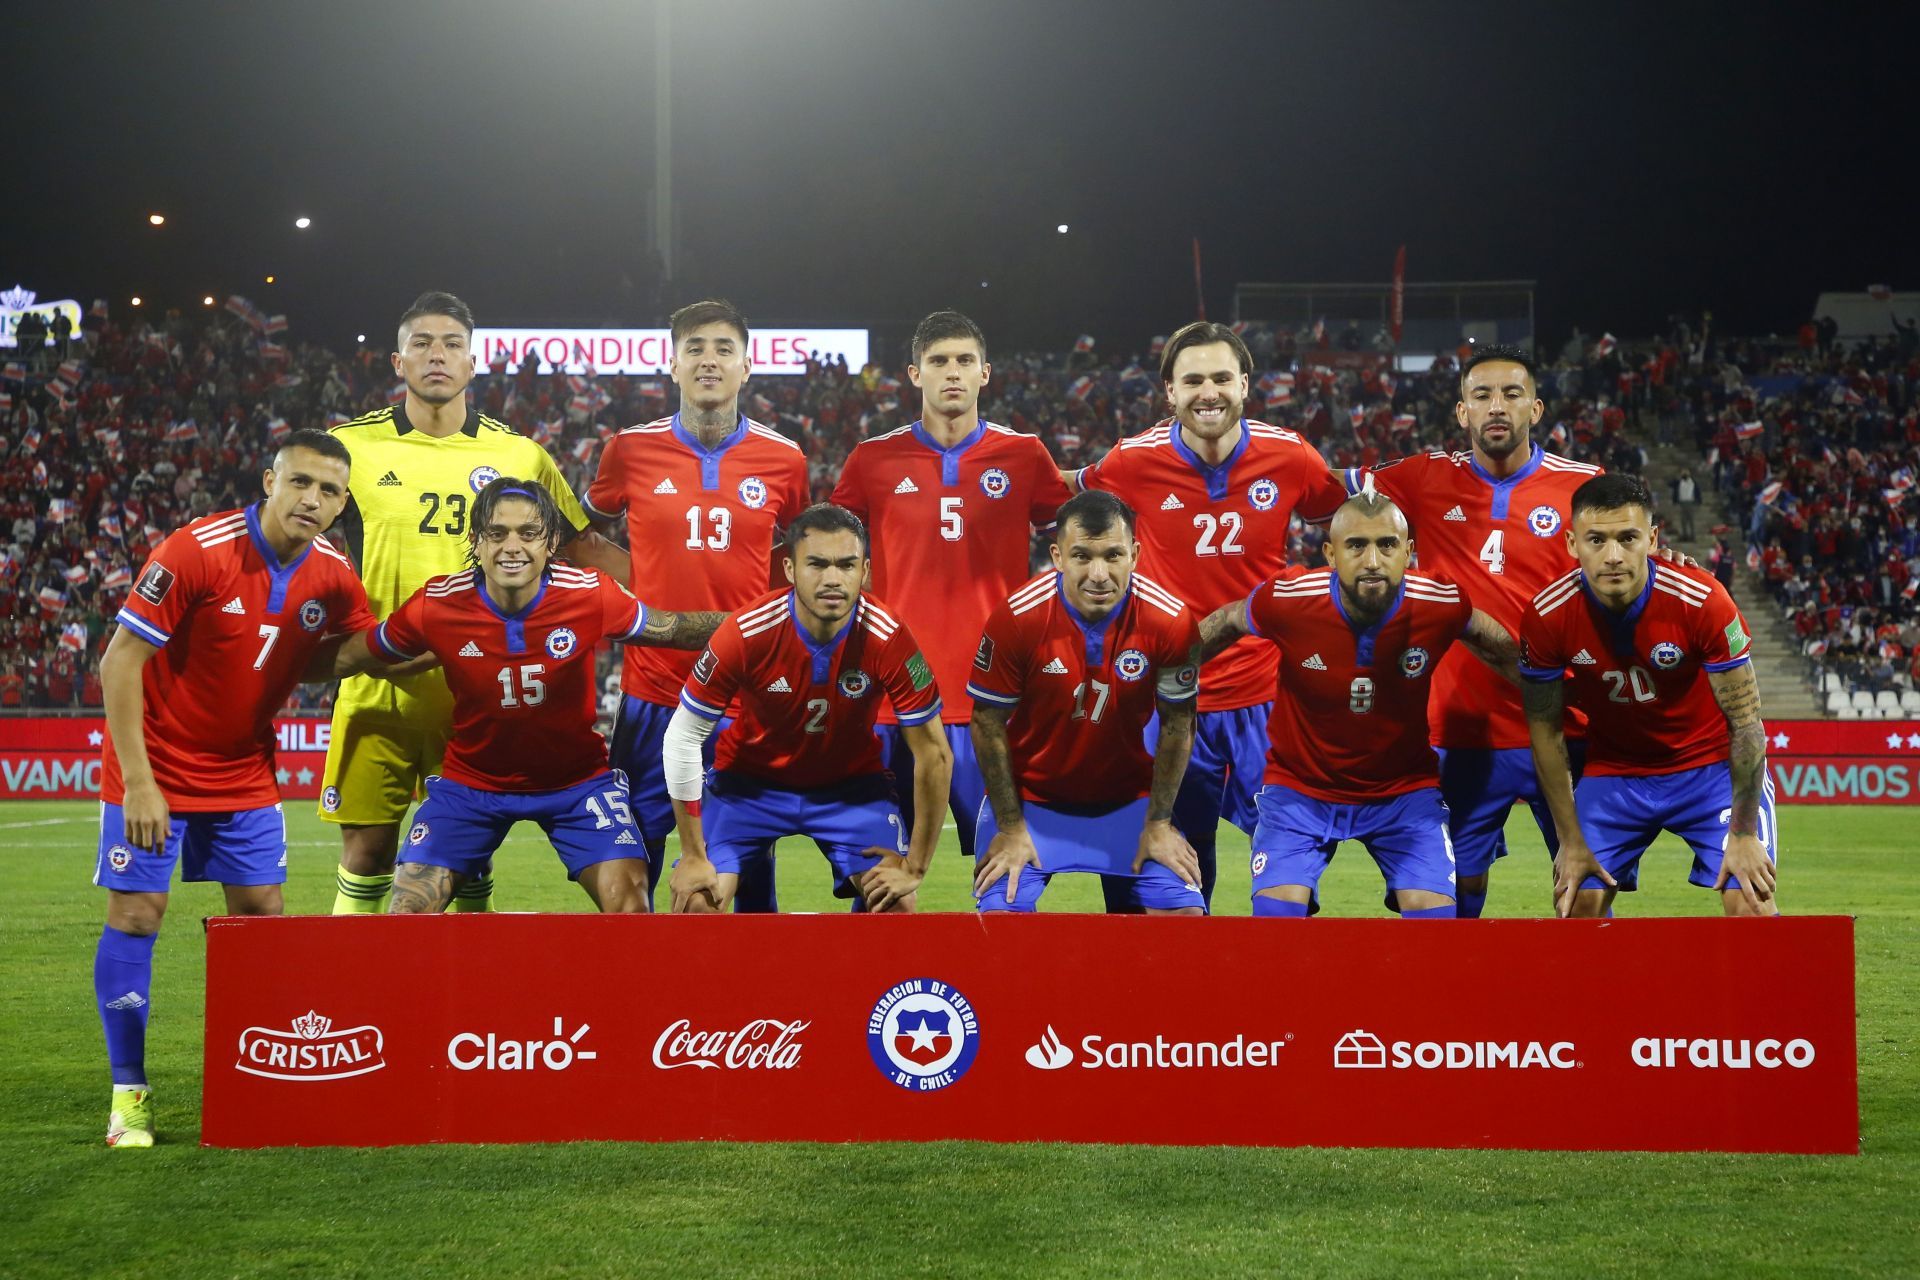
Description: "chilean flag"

(1733, 420), (1764, 440)
(1073, 334), (1095, 353)
(103, 565), (132, 592)
(1066, 374), (1096, 402)
(37, 586), (66, 619)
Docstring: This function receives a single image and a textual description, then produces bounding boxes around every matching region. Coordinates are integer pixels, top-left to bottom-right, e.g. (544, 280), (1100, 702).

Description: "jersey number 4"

(1479, 530), (1505, 575)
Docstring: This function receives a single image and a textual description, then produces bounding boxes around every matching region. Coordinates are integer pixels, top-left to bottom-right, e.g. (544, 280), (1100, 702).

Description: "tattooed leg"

(391, 862), (461, 913)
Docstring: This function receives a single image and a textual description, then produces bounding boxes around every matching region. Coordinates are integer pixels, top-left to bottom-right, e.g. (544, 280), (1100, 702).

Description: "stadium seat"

(1876, 691), (1900, 713)
(1900, 690), (1920, 713)
(1853, 690), (1877, 712)
(1827, 690), (1850, 714)
(1838, 706), (1860, 719)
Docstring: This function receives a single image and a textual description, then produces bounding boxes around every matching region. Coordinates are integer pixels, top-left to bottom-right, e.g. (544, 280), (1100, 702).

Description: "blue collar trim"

(245, 502), (311, 615)
(911, 420), (987, 487)
(1582, 562), (1656, 658)
(1170, 421), (1249, 501)
(673, 413), (749, 491)
(789, 592), (858, 684)
(1329, 572), (1405, 668)
(1469, 443), (1545, 520)
(1056, 574), (1129, 668)
(475, 566), (549, 656)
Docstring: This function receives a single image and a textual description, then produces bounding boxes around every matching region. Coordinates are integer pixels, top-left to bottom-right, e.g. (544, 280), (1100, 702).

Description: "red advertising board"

(202, 914), (1857, 1154)
(0, 716), (330, 800)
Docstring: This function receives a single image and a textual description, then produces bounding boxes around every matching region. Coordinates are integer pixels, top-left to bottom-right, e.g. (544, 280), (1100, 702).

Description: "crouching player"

(94, 430), (374, 1146)
(331, 478), (722, 912)
(664, 504), (952, 913)
(967, 491), (1205, 913)
(1520, 474), (1776, 917)
(1198, 492), (1520, 917)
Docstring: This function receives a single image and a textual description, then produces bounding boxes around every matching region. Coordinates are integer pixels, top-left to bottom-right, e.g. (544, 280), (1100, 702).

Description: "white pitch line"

(0, 816), (92, 829)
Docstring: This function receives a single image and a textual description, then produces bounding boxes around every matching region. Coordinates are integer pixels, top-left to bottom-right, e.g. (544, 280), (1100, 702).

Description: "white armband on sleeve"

(663, 704), (718, 802)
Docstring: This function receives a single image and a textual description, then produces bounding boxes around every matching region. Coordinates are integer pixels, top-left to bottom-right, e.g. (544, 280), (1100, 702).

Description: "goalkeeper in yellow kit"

(322, 291), (629, 912)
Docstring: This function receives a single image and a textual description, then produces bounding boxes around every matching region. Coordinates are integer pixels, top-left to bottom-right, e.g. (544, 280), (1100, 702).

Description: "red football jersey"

(1246, 567), (1474, 803)
(371, 566), (647, 792)
(1080, 420), (1346, 712)
(832, 421), (1071, 725)
(1358, 445), (1601, 749)
(966, 572), (1200, 807)
(585, 415), (809, 706)
(104, 506), (375, 810)
(680, 591), (940, 790)
(1519, 562), (1751, 776)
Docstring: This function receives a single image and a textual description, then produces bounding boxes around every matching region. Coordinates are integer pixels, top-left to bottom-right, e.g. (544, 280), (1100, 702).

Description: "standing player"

(330, 478), (722, 912)
(587, 299), (809, 910)
(93, 431), (374, 1146)
(967, 492), (1204, 913)
(324, 291), (628, 914)
(1197, 493), (1519, 917)
(832, 310), (1071, 863)
(1074, 321), (1348, 906)
(1350, 344), (1601, 916)
(662, 505), (951, 914)
(1520, 475), (1775, 917)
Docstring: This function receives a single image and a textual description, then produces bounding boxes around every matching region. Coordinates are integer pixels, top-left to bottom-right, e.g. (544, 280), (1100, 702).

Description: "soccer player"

(831, 310), (1072, 862)
(1074, 321), (1347, 906)
(330, 478), (722, 913)
(1197, 492), (1519, 918)
(662, 505), (951, 914)
(1519, 474), (1775, 918)
(323, 290), (628, 915)
(93, 430), (373, 1146)
(967, 491), (1204, 913)
(587, 299), (809, 910)
(1349, 344), (1601, 916)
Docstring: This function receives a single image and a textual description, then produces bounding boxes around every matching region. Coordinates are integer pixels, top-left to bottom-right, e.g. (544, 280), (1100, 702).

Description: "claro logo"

(1631, 1037), (1816, 1069)
(237, 1010), (386, 1081)
(652, 1018), (808, 1070)
(1334, 1029), (1579, 1069)
(447, 1017), (597, 1071)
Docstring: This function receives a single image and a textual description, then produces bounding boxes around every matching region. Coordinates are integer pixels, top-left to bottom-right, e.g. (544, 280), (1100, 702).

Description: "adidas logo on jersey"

(458, 641), (484, 658)
(104, 991), (147, 1010)
(1160, 493), (1185, 511)
(1572, 649), (1597, 665)
(653, 478), (678, 495)
(894, 476), (919, 495)
(377, 470), (401, 487)
(615, 829), (637, 845)
(1041, 657), (1070, 675)
(766, 675), (793, 692)
(1301, 653), (1328, 670)
(1443, 505), (1467, 522)
(221, 597), (245, 615)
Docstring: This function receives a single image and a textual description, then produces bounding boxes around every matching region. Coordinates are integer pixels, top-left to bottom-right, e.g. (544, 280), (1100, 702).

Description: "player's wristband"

(680, 799), (702, 818)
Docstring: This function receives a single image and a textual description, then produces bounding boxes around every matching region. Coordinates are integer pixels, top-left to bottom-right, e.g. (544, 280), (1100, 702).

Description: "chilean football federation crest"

(107, 844), (134, 873)
(737, 476), (768, 509)
(867, 978), (981, 1093)
(468, 466), (501, 494)
(1114, 649), (1150, 681)
(546, 627), (578, 660)
(1399, 647), (1430, 677)
(407, 822), (429, 846)
(299, 599), (327, 632)
(838, 669), (872, 698)
(322, 786), (341, 813)
(1247, 477), (1280, 511)
(979, 467), (1012, 499)
(1651, 641), (1684, 669)
(1527, 505), (1563, 537)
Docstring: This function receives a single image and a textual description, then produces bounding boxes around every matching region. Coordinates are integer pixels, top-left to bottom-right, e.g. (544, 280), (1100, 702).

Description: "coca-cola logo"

(652, 1018), (808, 1070)
(236, 1010), (386, 1081)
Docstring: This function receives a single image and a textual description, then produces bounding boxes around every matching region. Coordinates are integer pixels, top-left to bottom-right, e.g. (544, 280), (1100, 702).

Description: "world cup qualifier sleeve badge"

(867, 978), (981, 1092)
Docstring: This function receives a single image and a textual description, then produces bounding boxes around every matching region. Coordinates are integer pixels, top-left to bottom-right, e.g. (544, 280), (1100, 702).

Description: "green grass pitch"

(1, 800), (1914, 1278)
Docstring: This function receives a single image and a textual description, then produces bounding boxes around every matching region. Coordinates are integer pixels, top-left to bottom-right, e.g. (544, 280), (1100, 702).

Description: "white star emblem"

(276, 768), (291, 784)
(296, 767), (314, 785)
(1771, 732), (1790, 749)
(905, 1021), (941, 1053)
(1887, 732), (1904, 750)
(1907, 733), (1920, 750)
(87, 729), (103, 746)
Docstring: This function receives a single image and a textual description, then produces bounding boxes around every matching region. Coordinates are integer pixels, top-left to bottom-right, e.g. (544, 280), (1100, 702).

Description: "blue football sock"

(1401, 904), (1457, 919)
(95, 925), (156, 1086)
(1252, 897), (1310, 917)
(1456, 891), (1488, 919)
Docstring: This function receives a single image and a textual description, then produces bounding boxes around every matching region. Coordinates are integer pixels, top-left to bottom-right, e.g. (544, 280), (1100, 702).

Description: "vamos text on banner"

(202, 915), (1857, 1154)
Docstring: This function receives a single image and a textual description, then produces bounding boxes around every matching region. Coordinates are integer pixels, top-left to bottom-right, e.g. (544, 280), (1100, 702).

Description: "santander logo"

(652, 1018), (808, 1070)
(1025, 1025), (1074, 1070)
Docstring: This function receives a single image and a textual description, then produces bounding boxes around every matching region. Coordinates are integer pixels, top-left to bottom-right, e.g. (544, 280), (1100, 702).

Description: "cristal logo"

(652, 1018), (808, 1070)
(1631, 1037), (1815, 1069)
(1334, 1028), (1578, 1069)
(447, 1017), (596, 1071)
(1025, 1025), (1074, 1070)
(236, 1010), (386, 1081)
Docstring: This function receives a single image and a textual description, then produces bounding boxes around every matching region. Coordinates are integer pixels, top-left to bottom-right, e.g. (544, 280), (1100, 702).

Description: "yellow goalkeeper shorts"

(317, 672), (452, 826)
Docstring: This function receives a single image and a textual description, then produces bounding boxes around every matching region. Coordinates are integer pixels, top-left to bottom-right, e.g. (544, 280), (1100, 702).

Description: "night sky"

(7, 0), (1913, 359)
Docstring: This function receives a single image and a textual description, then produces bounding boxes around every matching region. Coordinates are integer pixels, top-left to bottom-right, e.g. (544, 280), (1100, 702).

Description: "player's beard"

(1472, 418), (1527, 461)
(1180, 395), (1243, 444)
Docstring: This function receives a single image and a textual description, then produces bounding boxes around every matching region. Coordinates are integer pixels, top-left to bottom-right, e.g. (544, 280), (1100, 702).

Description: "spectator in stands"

(1670, 467), (1701, 540)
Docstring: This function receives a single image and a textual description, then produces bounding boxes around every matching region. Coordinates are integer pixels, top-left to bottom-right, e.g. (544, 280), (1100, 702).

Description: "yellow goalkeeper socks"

(332, 869), (393, 914)
(448, 873), (495, 913)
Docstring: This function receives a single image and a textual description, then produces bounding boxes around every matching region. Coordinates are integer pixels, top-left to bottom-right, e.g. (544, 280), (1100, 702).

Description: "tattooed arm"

(969, 701), (1040, 903)
(1708, 662), (1776, 912)
(1197, 599), (1255, 665)
(390, 862), (458, 914)
(1523, 675), (1613, 916)
(631, 609), (727, 651)
(1135, 689), (1201, 889)
(1460, 609), (1522, 687)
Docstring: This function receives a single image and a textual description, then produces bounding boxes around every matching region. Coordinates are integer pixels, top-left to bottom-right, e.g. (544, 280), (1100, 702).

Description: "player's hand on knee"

(124, 779), (170, 854)
(1134, 820), (1201, 891)
(1713, 833), (1774, 913)
(1551, 837), (1613, 918)
(860, 852), (921, 913)
(974, 827), (1040, 903)
(669, 855), (722, 914)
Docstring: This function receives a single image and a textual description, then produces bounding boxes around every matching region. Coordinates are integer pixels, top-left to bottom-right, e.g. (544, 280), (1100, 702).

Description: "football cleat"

(106, 1088), (154, 1147)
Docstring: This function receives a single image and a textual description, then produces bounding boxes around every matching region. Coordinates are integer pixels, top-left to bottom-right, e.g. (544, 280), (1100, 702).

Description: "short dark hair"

(277, 428), (351, 470)
(1570, 473), (1655, 521)
(911, 310), (987, 366)
(670, 299), (749, 347)
(1458, 343), (1539, 396)
(398, 291), (475, 341)
(1159, 320), (1252, 384)
(784, 502), (868, 554)
(1054, 490), (1136, 542)
(468, 475), (568, 562)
